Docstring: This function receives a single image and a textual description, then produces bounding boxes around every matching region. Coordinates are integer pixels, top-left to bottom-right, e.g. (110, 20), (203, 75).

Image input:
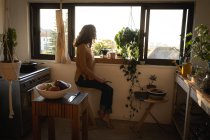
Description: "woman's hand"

(104, 81), (112, 84)
(96, 77), (112, 84)
(96, 77), (106, 83)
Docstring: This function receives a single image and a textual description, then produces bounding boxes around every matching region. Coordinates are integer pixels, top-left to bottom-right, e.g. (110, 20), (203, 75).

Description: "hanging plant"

(115, 27), (142, 119)
(114, 27), (140, 60)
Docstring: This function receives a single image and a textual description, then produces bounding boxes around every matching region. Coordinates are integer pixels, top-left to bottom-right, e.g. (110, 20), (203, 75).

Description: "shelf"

(190, 117), (210, 140)
(176, 74), (191, 93)
(172, 116), (184, 138)
(190, 86), (210, 116)
(176, 73), (210, 116)
(174, 73), (210, 140)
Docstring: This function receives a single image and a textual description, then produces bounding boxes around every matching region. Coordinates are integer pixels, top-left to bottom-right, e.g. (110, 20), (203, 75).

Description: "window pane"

(147, 10), (183, 60)
(75, 6), (141, 57)
(40, 9), (68, 55)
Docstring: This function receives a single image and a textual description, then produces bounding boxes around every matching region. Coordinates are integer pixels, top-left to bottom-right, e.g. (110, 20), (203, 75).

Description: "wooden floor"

(3, 119), (181, 140)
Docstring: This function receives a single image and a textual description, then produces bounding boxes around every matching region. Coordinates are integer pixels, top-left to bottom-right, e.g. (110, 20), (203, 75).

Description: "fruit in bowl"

(54, 80), (69, 90)
(40, 80), (69, 91)
(36, 80), (71, 99)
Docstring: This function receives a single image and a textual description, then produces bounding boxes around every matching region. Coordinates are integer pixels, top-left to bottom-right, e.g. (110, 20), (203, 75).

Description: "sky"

(75, 6), (141, 40)
(41, 6), (140, 40)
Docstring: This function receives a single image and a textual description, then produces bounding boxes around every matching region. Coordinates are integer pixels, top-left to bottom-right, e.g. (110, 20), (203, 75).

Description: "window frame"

(29, 2), (194, 65)
(30, 3), (75, 60)
(139, 3), (194, 65)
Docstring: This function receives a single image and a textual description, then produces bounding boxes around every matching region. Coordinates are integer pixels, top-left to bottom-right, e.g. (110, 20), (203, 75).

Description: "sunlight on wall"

(42, 62), (176, 124)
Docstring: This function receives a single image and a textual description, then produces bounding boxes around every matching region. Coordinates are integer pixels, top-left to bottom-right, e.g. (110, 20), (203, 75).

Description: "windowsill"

(72, 56), (125, 64)
(94, 57), (124, 64)
(31, 57), (124, 64)
(30, 58), (176, 70)
(32, 57), (176, 66)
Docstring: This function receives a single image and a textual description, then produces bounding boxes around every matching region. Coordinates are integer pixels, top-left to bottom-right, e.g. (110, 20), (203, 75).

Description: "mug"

(109, 52), (116, 59)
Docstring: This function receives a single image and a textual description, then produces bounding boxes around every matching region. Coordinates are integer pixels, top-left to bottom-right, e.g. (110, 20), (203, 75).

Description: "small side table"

(135, 96), (168, 132)
(32, 92), (88, 140)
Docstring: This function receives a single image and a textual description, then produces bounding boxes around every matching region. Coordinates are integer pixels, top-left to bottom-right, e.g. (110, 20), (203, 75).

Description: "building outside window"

(40, 9), (68, 55)
(147, 10), (183, 60)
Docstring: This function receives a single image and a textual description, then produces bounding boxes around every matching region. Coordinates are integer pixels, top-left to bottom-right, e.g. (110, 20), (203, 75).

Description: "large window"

(40, 9), (68, 55)
(75, 6), (141, 57)
(30, 3), (194, 65)
(147, 10), (183, 60)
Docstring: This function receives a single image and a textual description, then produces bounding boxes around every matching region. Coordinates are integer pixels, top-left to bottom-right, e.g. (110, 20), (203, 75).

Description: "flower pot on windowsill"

(0, 61), (21, 81)
(100, 49), (109, 58)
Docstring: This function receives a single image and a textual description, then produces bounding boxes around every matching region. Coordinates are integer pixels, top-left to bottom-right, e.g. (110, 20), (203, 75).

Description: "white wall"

(41, 62), (176, 123)
(7, 0), (210, 124)
(190, 0), (210, 68)
(194, 0), (210, 28)
(8, 0), (30, 61)
(0, 0), (4, 34)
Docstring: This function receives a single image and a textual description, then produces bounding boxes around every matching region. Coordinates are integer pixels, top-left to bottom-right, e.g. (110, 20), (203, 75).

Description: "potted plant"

(0, 27), (21, 118)
(3, 28), (18, 62)
(115, 27), (140, 60)
(185, 24), (210, 62)
(0, 27), (21, 81)
(185, 24), (210, 93)
(147, 74), (157, 89)
(100, 48), (110, 58)
(92, 39), (115, 56)
(115, 27), (141, 119)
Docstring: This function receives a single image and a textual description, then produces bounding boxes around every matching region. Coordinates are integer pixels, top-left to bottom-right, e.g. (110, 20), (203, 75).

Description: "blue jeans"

(75, 75), (113, 114)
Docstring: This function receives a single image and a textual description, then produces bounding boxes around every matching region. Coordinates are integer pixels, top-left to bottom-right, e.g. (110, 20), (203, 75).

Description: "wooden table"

(135, 96), (168, 132)
(32, 92), (88, 140)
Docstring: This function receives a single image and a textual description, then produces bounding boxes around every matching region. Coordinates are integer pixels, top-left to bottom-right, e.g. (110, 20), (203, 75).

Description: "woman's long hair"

(74, 24), (96, 48)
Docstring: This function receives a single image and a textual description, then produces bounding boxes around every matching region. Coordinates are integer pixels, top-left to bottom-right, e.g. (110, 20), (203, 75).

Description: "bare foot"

(97, 110), (105, 120)
(102, 115), (114, 129)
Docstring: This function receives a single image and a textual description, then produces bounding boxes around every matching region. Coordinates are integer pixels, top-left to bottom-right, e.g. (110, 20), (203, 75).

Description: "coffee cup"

(109, 52), (116, 59)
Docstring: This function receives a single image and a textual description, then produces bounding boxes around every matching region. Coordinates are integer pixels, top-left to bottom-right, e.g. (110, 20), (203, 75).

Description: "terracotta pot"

(0, 61), (21, 81)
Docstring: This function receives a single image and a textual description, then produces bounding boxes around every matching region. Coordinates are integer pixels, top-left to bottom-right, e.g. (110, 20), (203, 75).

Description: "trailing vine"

(120, 59), (141, 119)
(115, 27), (142, 119)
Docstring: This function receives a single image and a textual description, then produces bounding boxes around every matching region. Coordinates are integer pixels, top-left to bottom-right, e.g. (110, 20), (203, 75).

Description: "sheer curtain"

(55, 1), (70, 63)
